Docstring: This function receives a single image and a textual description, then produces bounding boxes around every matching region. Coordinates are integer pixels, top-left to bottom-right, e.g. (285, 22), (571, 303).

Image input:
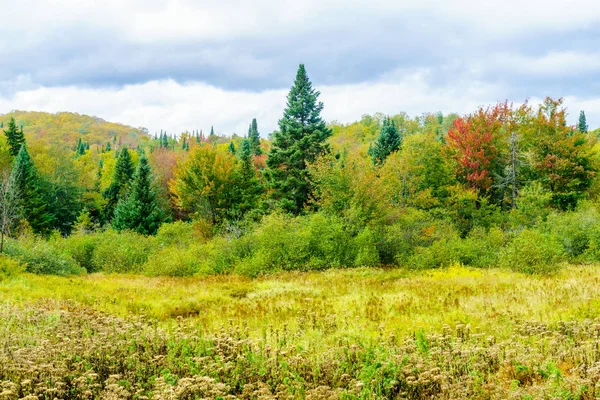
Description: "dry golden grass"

(2, 265), (600, 398)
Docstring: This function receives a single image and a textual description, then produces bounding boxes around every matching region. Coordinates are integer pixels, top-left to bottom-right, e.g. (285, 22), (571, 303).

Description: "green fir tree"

(265, 64), (332, 214)
(112, 154), (163, 235)
(11, 146), (53, 234)
(369, 116), (402, 165)
(248, 118), (262, 155)
(578, 110), (588, 133)
(4, 117), (26, 157)
(102, 147), (135, 223)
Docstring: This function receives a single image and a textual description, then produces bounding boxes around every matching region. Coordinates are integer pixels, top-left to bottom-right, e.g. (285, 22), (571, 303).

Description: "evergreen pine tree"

(161, 132), (169, 149)
(228, 141), (236, 154)
(369, 116), (402, 165)
(265, 64), (332, 214)
(3, 117), (26, 157)
(209, 126), (217, 144)
(95, 160), (103, 192)
(11, 146), (53, 234)
(75, 138), (87, 156)
(578, 110), (588, 133)
(234, 139), (262, 217)
(112, 154), (163, 235)
(102, 147), (135, 223)
(105, 142), (111, 152)
(248, 118), (262, 155)
(195, 130), (200, 143)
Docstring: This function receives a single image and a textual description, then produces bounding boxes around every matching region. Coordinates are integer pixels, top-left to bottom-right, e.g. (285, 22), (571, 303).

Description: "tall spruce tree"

(234, 139), (262, 217)
(369, 117), (401, 165)
(11, 146), (53, 234)
(102, 147), (135, 223)
(228, 141), (236, 154)
(112, 154), (162, 235)
(265, 64), (332, 214)
(248, 118), (262, 155)
(578, 110), (588, 133)
(4, 117), (26, 157)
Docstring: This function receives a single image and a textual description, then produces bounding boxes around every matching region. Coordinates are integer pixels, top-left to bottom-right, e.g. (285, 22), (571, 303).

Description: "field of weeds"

(2, 265), (600, 399)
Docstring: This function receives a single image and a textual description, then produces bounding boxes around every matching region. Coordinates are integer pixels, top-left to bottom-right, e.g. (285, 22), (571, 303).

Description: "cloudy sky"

(0, 0), (599, 135)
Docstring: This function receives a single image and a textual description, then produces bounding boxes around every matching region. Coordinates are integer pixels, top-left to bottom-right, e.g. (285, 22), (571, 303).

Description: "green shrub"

(91, 230), (154, 273)
(53, 233), (101, 272)
(499, 229), (565, 274)
(382, 208), (459, 265)
(304, 213), (354, 269)
(404, 226), (506, 270)
(0, 254), (24, 279)
(143, 245), (200, 277)
(244, 213), (309, 273)
(353, 227), (379, 267)
(405, 239), (461, 270)
(541, 205), (600, 263)
(155, 221), (197, 247)
(459, 226), (506, 268)
(4, 237), (84, 275)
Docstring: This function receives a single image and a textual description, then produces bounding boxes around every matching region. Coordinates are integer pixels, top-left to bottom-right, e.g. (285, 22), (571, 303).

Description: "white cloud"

(0, 0), (597, 134)
(1, 68), (593, 136)
(482, 51), (600, 77)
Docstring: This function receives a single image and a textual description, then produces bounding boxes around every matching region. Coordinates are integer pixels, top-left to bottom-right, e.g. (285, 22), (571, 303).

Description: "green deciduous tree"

(265, 64), (332, 214)
(170, 145), (239, 224)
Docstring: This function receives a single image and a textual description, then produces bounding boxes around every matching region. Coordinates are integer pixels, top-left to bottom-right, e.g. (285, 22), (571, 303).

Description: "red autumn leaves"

(445, 102), (510, 194)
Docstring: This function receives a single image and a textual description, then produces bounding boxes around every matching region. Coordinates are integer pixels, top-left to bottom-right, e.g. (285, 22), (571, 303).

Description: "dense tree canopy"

(0, 70), (596, 248)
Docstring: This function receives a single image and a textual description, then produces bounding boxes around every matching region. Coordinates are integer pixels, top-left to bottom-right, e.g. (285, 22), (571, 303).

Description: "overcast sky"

(0, 0), (599, 135)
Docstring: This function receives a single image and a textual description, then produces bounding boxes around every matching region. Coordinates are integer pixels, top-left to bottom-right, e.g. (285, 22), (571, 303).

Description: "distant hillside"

(0, 111), (150, 150)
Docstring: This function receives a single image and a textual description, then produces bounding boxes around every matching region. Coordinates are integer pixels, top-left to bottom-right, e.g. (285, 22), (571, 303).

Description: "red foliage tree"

(444, 102), (511, 194)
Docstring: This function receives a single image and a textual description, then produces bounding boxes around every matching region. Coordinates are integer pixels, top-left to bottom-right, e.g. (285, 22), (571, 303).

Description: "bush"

(304, 213), (354, 269)
(0, 254), (24, 279)
(541, 205), (600, 263)
(404, 227), (506, 270)
(143, 245), (201, 277)
(155, 221), (197, 247)
(4, 236), (84, 275)
(382, 208), (459, 265)
(499, 229), (565, 275)
(53, 233), (101, 272)
(242, 213), (309, 274)
(353, 227), (379, 267)
(92, 230), (154, 273)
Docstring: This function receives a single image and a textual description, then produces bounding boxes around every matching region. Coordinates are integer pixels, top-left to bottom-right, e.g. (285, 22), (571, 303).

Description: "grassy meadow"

(3, 265), (600, 399)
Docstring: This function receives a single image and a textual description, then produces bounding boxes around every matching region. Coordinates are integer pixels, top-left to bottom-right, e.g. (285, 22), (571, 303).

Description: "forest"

(3, 64), (600, 399)
(0, 64), (598, 278)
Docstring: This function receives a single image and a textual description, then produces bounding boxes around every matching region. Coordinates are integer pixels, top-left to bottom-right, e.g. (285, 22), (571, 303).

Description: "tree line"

(0, 63), (597, 256)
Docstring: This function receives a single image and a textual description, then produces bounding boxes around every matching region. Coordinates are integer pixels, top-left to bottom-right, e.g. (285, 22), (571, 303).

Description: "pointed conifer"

(265, 64), (332, 214)
(112, 154), (163, 235)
